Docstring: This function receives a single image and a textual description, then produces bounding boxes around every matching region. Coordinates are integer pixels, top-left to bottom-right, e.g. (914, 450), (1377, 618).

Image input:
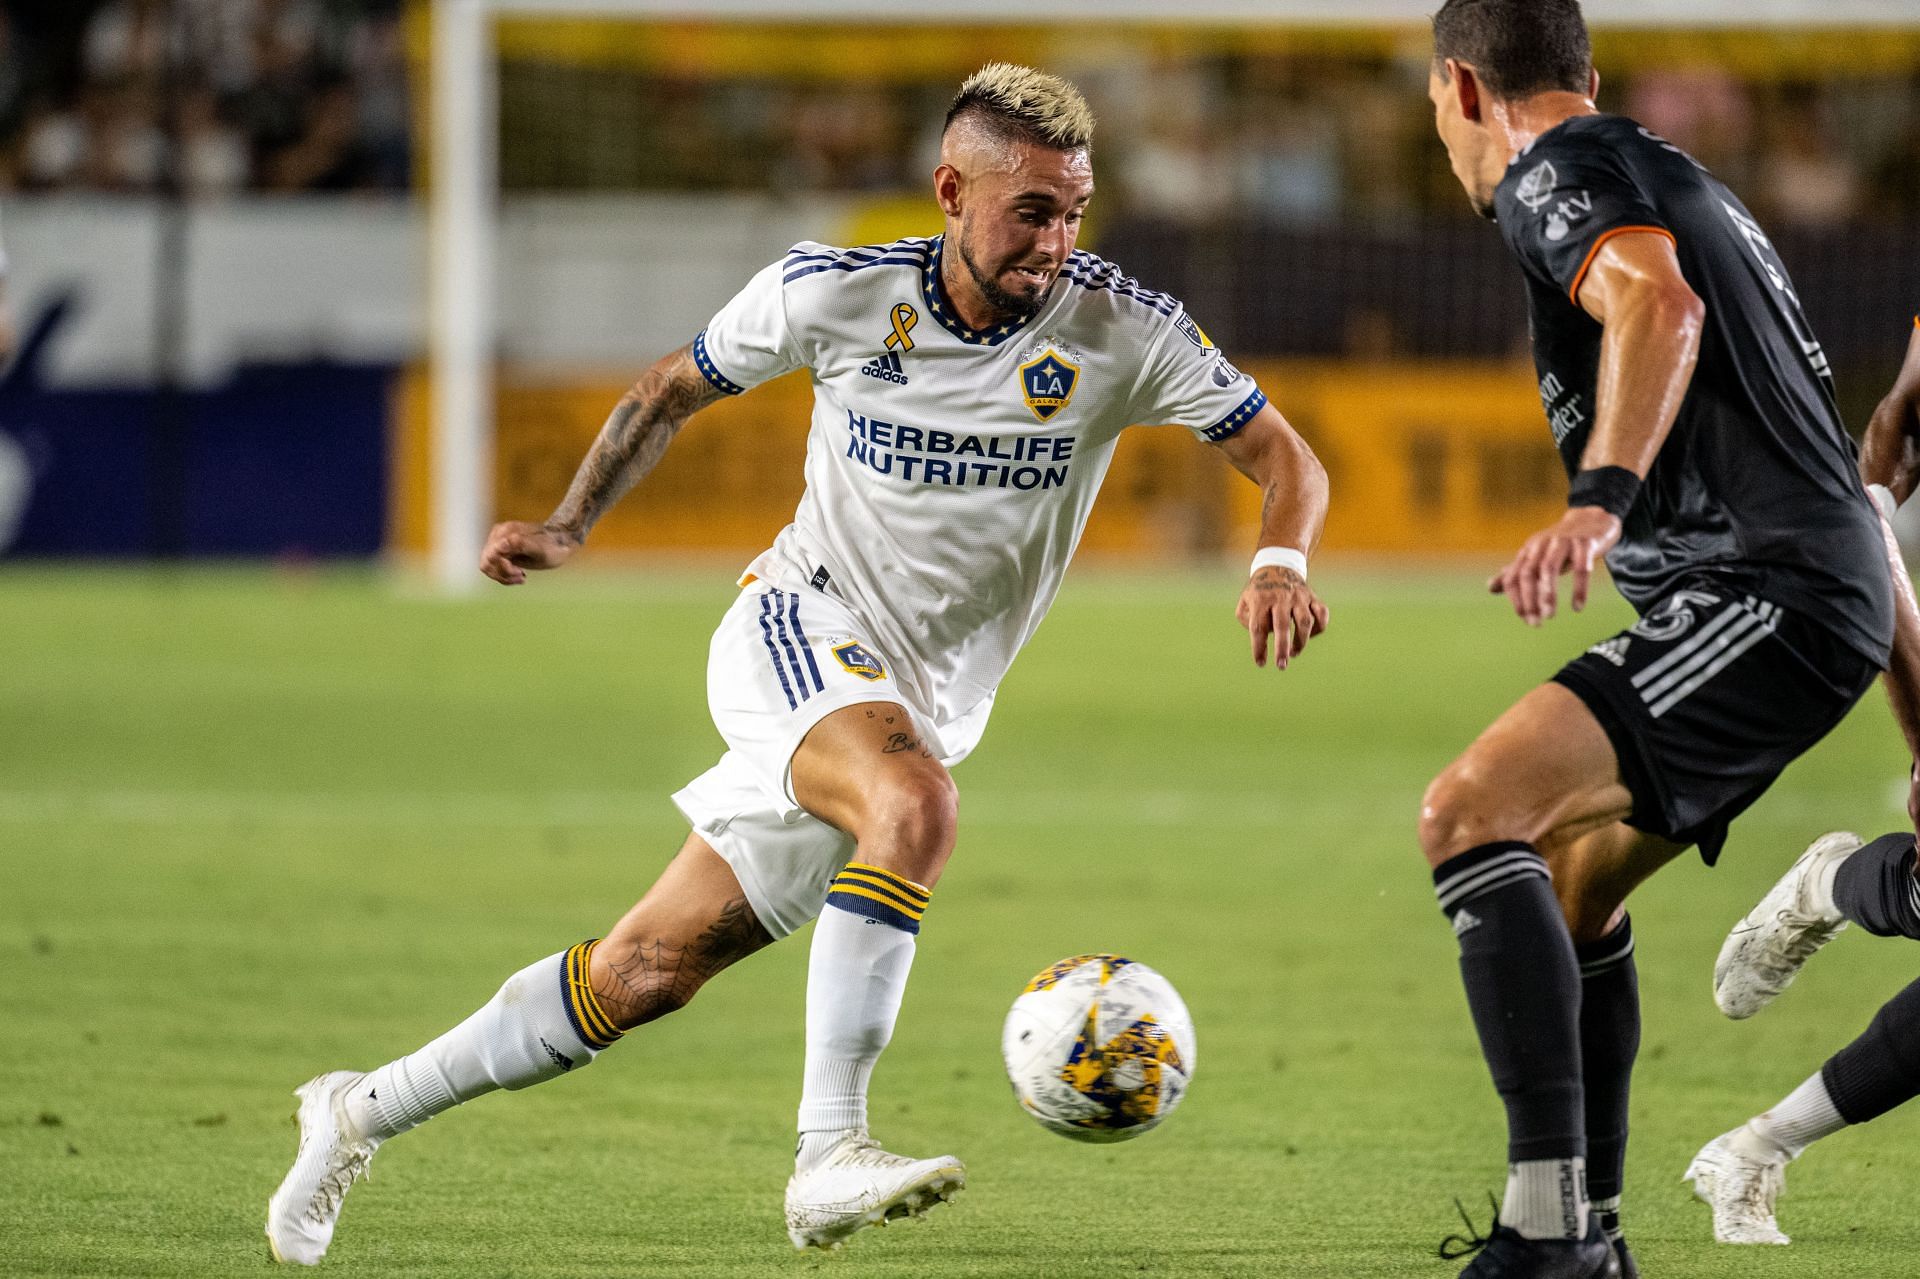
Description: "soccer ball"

(1000, 953), (1196, 1143)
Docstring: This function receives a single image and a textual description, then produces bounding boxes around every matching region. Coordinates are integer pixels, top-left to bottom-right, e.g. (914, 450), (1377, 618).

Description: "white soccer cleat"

(1685, 1125), (1792, 1245)
(783, 1131), (964, 1251)
(266, 1071), (382, 1265)
(1714, 831), (1860, 1019)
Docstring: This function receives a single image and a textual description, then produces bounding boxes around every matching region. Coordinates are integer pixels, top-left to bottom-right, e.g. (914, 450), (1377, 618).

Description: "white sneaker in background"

(1684, 1124), (1792, 1245)
(1714, 831), (1860, 1019)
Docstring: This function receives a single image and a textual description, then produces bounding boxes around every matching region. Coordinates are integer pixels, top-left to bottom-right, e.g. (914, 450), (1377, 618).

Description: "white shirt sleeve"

(692, 257), (805, 395)
(1129, 307), (1269, 443)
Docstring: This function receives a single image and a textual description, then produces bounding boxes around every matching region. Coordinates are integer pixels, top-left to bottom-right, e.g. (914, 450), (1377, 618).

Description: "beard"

(957, 225), (1051, 320)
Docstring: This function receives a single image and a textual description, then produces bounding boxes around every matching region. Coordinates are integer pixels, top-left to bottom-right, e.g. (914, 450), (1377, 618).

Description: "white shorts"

(672, 582), (957, 939)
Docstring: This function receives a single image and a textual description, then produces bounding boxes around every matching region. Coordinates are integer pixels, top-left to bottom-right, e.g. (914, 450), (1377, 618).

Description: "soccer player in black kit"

(1686, 317), (1920, 1247)
(1419, 2), (1914, 1276)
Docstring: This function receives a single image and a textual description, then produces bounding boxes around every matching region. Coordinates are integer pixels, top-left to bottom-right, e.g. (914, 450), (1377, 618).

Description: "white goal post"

(430, 0), (1917, 593)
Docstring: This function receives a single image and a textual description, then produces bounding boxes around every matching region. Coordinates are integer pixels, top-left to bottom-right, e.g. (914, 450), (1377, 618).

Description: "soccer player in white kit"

(267, 64), (1330, 1264)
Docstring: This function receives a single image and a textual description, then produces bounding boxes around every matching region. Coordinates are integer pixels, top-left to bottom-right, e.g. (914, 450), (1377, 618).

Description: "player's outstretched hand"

(1489, 506), (1622, 626)
(1236, 566), (1329, 670)
(480, 521), (578, 585)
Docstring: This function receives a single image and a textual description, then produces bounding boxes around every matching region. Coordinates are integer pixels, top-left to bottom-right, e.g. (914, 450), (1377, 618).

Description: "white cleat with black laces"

(784, 1131), (964, 1250)
(1685, 1124), (1792, 1245)
(266, 1071), (382, 1265)
(1714, 831), (1860, 1019)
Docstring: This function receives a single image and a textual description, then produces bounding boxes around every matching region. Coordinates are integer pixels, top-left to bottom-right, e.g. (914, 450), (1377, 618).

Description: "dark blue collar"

(920, 235), (1042, 347)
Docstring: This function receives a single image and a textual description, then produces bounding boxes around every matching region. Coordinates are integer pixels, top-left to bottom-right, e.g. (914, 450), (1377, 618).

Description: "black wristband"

(1567, 466), (1641, 521)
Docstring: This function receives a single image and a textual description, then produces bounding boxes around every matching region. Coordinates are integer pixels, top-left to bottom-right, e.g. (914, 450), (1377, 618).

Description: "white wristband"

(1250, 547), (1308, 580)
(1869, 483), (1898, 523)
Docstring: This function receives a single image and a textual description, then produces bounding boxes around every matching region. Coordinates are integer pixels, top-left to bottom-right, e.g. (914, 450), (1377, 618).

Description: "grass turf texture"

(4, 565), (1918, 1279)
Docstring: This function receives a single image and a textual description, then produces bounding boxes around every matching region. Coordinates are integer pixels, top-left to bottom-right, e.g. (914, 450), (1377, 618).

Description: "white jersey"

(694, 234), (1267, 760)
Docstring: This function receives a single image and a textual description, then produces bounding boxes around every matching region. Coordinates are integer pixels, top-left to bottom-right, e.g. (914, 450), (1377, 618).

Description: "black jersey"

(1494, 113), (1893, 666)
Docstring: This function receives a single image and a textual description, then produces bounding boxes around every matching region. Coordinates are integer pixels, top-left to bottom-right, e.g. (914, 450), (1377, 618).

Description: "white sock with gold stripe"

(343, 941), (621, 1141)
(796, 867), (929, 1165)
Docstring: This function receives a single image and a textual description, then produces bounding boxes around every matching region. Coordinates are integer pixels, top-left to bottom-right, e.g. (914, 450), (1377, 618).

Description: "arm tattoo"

(592, 895), (772, 1030)
(546, 344), (725, 543)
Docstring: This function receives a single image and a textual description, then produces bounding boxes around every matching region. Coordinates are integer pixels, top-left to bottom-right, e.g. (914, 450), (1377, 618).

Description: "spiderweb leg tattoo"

(592, 896), (773, 1030)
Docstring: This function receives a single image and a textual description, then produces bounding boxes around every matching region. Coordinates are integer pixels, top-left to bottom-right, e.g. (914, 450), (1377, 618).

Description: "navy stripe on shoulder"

(782, 238), (935, 284)
(1061, 251), (1181, 316)
(1200, 388), (1268, 442)
(784, 255), (932, 284)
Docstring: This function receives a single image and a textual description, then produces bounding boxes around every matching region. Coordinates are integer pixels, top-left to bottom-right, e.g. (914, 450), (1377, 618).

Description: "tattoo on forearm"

(592, 895), (772, 1029)
(547, 345), (723, 540)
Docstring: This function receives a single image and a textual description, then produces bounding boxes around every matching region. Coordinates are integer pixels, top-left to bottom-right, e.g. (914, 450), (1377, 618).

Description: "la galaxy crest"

(1019, 348), (1080, 422)
(832, 641), (886, 681)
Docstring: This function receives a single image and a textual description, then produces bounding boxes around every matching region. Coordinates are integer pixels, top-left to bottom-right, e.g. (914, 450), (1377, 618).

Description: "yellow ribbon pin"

(885, 303), (918, 353)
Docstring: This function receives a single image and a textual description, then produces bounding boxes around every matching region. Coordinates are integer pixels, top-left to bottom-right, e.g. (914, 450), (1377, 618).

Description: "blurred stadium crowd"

(502, 47), (1920, 229)
(1, 3), (1914, 232)
(0, 0), (408, 195)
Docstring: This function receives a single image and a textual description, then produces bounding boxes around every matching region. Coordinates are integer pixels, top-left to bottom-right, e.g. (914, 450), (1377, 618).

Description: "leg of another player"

(1544, 822), (1684, 1275)
(267, 836), (768, 1264)
(1700, 973), (1920, 1236)
(1691, 832), (1920, 1245)
(782, 701), (963, 1243)
(1419, 682), (1638, 1263)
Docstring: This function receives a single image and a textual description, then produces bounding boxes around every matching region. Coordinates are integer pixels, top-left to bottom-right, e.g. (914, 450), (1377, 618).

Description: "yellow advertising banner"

(390, 359), (1563, 563)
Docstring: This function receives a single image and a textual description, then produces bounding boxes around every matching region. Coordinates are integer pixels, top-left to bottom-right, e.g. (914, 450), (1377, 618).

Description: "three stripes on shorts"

(757, 589), (826, 711)
(826, 862), (932, 934)
(1633, 595), (1781, 719)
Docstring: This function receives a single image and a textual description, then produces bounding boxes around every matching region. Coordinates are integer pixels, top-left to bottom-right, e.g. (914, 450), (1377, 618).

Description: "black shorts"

(1554, 578), (1881, 865)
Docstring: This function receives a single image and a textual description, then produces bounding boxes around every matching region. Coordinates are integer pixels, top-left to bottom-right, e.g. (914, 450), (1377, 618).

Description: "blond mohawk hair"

(944, 63), (1094, 151)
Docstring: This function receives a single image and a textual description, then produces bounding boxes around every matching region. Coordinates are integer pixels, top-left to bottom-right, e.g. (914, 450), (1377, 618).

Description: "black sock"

(1832, 833), (1920, 938)
(1434, 841), (1586, 1163)
(1575, 915), (1638, 1224)
(1822, 971), (1920, 1123)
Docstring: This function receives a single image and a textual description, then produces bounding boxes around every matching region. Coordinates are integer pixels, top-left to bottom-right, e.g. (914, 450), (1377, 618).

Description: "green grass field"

(5, 565), (1919, 1278)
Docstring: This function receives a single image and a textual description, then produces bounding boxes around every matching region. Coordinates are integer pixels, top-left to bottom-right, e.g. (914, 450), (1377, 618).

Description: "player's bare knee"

(862, 769), (959, 882)
(1418, 762), (1515, 868)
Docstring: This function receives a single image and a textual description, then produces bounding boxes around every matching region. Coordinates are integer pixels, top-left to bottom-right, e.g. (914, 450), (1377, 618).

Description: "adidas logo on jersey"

(860, 351), (909, 385)
(1588, 636), (1632, 667)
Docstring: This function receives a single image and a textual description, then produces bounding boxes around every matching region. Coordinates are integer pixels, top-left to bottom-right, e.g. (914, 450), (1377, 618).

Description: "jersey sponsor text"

(844, 411), (1074, 491)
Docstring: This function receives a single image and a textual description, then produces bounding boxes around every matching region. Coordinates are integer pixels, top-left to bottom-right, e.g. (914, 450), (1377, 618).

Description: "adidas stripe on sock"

(1434, 841), (1588, 1240)
(1576, 915), (1639, 1210)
